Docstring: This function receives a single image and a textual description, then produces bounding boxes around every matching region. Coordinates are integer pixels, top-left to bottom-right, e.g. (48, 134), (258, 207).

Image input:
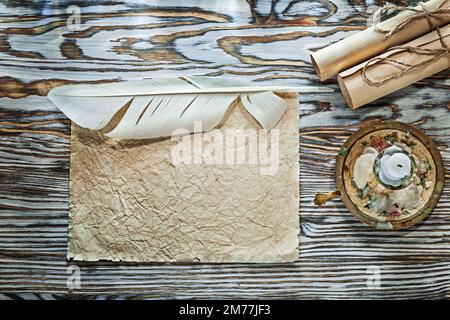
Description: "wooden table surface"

(0, 0), (449, 299)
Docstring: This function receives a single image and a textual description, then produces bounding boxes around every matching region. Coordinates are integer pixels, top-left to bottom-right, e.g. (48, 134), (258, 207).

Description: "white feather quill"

(48, 76), (305, 139)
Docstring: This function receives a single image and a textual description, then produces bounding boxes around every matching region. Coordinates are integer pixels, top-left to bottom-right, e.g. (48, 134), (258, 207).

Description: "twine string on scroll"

(372, 0), (450, 38)
(362, 28), (449, 86)
(362, 1), (450, 86)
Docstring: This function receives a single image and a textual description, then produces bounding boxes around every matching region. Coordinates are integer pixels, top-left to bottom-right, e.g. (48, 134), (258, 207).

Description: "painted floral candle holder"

(315, 121), (445, 230)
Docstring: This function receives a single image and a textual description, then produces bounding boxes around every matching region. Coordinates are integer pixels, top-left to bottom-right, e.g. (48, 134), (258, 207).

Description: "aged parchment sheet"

(68, 94), (299, 262)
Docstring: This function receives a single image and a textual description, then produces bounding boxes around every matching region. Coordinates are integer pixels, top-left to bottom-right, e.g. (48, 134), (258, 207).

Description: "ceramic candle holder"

(315, 121), (445, 230)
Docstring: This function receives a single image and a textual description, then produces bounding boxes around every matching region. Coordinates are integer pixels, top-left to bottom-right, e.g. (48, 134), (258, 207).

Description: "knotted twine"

(362, 0), (450, 86)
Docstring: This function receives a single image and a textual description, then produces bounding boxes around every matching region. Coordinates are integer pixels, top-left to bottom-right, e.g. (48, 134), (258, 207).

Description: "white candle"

(379, 152), (412, 187)
(382, 153), (411, 180)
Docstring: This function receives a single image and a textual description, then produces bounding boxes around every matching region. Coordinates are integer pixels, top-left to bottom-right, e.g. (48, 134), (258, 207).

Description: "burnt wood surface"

(0, 0), (449, 299)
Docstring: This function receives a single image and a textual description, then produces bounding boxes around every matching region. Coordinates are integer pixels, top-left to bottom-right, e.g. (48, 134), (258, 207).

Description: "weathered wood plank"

(0, 0), (449, 299)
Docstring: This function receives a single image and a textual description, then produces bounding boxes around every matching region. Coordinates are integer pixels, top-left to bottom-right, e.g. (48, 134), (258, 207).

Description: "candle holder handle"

(314, 191), (341, 206)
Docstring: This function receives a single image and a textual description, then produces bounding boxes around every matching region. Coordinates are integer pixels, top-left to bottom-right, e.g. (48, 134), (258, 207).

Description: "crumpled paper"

(67, 94), (299, 262)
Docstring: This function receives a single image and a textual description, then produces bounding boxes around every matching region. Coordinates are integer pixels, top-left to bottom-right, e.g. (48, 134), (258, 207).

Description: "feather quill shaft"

(48, 76), (305, 140)
(55, 86), (313, 97)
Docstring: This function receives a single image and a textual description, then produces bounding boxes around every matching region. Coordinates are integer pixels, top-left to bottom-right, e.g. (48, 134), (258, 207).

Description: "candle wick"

(397, 164), (403, 168)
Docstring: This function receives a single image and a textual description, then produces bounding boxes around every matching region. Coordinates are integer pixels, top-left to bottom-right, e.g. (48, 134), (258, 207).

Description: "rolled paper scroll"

(310, 0), (450, 81)
(337, 24), (450, 109)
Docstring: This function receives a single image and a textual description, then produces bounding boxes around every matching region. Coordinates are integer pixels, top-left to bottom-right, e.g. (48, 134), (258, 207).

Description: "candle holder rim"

(335, 120), (445, 230)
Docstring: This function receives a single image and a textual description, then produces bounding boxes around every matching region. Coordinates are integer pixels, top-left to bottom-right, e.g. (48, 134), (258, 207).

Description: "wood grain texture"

(0, 0), (449, 299)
